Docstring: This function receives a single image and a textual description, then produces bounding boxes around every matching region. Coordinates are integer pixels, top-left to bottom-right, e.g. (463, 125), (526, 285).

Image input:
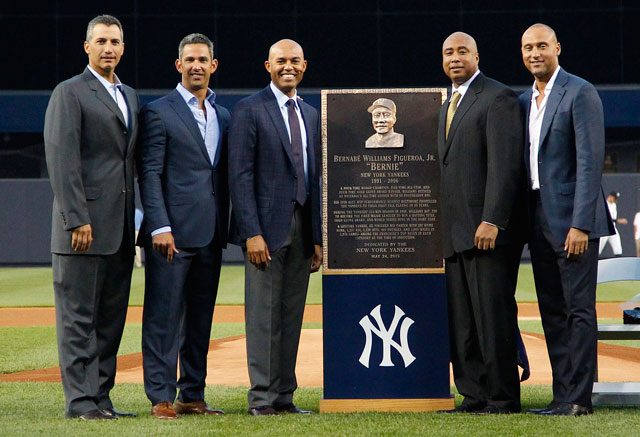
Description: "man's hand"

(474, 222), (498, 250)
(152, 232), (179, 262)
(564, 227), (589, 258)
(71, 224), (93, 252)
(618, 217), (628, 225)
(247, 235), (271, 268)
(310, 244), (322, 273)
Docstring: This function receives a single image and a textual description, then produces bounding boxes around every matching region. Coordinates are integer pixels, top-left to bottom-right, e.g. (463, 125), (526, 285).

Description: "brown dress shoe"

(151, 402), (178, 419)
(174, 400), (224, 415)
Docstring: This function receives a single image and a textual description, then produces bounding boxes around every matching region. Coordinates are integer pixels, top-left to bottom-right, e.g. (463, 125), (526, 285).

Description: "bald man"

(520, 23), (613, 416)
(437, 32), (526, 414)
(228, 39), (322, 416)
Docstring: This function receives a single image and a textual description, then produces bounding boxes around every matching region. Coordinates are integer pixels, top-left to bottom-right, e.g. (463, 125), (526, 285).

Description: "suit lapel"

(212, 103), (227, 167)
(521, 88), (533, 176)
(441, 74), (483, 162)
(123, 86), (137, 157)
(168, 90), (212, 166)
(538, 69), (568, 150)
(84, 69), (127, 129)
(437, 100), (448, 163)
(263, 87), (295, 167)
(300, 100), (315, 178)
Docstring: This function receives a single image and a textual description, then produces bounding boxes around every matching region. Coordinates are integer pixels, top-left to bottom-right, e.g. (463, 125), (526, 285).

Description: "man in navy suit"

(137, 33), (230, 419)
(228, 39), (322, 416)
(520, 23), (614, 416)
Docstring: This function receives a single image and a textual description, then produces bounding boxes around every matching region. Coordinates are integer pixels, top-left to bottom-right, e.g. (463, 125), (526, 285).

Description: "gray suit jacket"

(44, 68), (139, 255)
(437, 73), (525, 258)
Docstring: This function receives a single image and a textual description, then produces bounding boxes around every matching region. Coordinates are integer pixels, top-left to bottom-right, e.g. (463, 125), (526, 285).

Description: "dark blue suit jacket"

(228, 86), (321, 252)
(137, 89), (230, 248)
(520, 68), (613, 247)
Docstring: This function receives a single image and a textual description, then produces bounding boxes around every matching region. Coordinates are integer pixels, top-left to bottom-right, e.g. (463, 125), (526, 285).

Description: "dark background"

(2, 1), (639, 91)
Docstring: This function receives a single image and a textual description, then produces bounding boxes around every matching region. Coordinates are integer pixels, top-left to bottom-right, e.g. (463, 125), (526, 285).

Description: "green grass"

(514, 263), (640, 302)
(0, 265), (323, 307)
(1, 263), (636, 307)
(0, 383), (638, 436)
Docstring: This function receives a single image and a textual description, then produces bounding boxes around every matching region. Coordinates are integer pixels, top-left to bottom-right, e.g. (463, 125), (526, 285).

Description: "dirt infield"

(2, 303), (639, 386)
(0, 303), (625, 327)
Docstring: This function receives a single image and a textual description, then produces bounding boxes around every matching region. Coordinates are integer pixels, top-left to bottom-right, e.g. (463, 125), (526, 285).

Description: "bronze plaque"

(322, 89), (446, 272)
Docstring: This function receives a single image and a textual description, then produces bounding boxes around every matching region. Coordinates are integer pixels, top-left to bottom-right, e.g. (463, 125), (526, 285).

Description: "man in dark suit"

(44, 14), (138, 420)
(520, 23), (614, 416)
(137, 33), (230, 419)
(437, 32), (525, 415)
(228, 39), (322, 416)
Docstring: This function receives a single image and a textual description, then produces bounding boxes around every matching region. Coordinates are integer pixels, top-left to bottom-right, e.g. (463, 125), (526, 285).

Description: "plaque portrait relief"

(365, 98), (404, 149)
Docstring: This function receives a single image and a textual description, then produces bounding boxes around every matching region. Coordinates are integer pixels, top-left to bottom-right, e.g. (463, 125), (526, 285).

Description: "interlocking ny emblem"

(358, 304), (416, 368)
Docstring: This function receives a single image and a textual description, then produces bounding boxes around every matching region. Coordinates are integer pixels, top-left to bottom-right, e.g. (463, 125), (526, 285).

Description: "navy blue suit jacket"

(520, 68), (613, 247)
(137, 89), (230, 248)
(228, 86), (322, 252)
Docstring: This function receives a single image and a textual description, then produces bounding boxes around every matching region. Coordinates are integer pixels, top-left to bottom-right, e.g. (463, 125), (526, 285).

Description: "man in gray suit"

(44, 14), (138, 420)
(437, 32), (525, 415)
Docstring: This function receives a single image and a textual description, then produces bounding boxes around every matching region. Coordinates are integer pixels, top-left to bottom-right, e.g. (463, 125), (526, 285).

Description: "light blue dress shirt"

(151, 84), (220, 237)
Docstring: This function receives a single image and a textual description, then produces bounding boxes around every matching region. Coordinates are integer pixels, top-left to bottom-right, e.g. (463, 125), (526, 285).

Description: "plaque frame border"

(321, 88), (448, 274)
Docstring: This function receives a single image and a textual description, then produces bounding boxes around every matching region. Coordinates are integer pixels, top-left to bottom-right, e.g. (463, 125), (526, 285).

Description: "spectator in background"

(599, 192), (627, 256)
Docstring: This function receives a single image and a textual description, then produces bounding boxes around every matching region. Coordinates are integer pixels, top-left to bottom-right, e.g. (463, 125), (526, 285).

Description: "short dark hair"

(178, 33), (214, 59)
(86, 15), (123, 42)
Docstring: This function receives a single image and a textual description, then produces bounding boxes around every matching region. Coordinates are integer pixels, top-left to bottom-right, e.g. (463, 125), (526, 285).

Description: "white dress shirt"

(528, 65), (561, 190)
(269, 82), (309, 191)
(87, 65), (129, 128)
(449, 69), (481, 106)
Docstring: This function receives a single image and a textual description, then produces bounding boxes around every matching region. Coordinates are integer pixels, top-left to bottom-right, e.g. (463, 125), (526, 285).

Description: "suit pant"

(530, 192), (598, 407)
(141, 235), (222, 405)
(446, 244), (521, 411)
(52, 234), (133, 417)
(244, 206), (312, 408)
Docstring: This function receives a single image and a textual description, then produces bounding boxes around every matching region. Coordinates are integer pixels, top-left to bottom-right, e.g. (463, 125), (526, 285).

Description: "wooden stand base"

(319, 397), (454, 413)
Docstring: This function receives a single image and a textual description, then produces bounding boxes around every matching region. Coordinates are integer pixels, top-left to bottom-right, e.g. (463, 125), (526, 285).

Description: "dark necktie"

(286, 99), (307, 206)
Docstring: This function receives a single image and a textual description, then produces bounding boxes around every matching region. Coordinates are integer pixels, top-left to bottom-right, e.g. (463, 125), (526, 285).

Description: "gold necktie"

(445, 91), (461, 140)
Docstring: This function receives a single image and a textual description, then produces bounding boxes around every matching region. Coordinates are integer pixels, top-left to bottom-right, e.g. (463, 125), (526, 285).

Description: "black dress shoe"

(540, 403), (593, 416)
(102, 407), (137, 418)
(528, 401), (561, 414)
(274, 403), (313, 414)
(248, 406), (278, 416)
(437, 402), (485, 413)
(470, 405), (517, 415)
(74, 410), (117, 420)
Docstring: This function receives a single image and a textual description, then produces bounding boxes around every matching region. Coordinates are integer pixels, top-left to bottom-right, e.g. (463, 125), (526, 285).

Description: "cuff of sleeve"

(151, 226), (171, 237)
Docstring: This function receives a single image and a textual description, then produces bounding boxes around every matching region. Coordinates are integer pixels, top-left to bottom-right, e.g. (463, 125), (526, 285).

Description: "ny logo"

(358, 304), (416, 368)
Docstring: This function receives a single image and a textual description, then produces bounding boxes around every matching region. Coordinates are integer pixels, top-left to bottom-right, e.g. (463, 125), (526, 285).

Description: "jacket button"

(123, 130), (128, 135)
(121, 188), (126, 193)
(212, 191), (215, 196)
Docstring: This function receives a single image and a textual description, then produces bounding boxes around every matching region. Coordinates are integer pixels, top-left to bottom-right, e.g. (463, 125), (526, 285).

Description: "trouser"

(53, 234), (133, 417)
(244, 206), (313, 408)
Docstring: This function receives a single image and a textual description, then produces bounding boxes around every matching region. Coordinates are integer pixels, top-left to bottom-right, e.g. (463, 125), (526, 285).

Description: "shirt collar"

(270, 81), (299, 109)
(176, 82), (216, 106)
(87, 64), (122, 90)
(531, 65), (561, 97)
(451, 69), (480, 99)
